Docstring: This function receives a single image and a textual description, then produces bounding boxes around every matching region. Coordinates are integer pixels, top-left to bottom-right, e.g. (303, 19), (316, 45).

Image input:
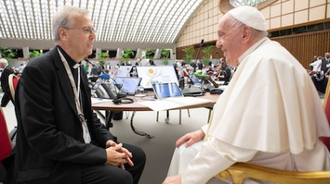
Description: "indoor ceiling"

(0, 0), (205, 46)
(229, 0), (268, 7)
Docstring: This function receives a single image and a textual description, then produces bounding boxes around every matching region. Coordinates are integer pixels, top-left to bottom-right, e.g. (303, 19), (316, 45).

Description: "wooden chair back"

(8, 73), (21, 101)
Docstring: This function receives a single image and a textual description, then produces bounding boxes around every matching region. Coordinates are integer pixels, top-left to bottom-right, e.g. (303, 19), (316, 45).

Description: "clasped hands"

(105, 140), (134, 170)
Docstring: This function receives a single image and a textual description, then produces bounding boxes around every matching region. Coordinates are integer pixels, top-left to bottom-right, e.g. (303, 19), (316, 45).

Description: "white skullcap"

(228, 6), (266, 32)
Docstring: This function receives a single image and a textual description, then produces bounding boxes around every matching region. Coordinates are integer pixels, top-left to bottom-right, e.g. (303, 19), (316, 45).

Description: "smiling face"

(216, 15), (246, 67)
(58, 15), (96, 62)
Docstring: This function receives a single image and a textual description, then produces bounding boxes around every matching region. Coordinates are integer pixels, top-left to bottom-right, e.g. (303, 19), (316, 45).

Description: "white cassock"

(167, 37), (330, 184)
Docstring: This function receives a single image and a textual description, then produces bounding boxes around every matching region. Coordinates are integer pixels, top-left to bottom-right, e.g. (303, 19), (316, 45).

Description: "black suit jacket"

(14, 48), (116, 183)
(1, 66), (14, 107)
(321, 57), (330, 73)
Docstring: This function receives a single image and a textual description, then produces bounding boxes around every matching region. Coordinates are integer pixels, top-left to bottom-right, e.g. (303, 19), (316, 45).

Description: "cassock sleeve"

(182, 137), (258, 184)
(201, 124), (208, 134)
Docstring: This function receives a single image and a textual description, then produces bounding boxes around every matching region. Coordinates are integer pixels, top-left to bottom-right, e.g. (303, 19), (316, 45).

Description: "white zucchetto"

(228, 6), (266, 32)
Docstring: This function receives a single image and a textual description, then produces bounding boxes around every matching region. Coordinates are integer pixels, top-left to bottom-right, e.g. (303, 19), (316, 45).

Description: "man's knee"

(124, 144), (146, 166)
(107, 169), (133, 184)
(82, 165), (133, 184)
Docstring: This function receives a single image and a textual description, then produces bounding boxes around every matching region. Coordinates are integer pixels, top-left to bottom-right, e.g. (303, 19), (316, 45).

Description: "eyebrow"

(218, 31), (225, 35)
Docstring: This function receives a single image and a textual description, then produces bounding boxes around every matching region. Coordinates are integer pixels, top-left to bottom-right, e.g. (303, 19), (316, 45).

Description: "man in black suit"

(10, 6), (145, 184)
(321, 52), (330, 73)
(0, 58), (15, 107)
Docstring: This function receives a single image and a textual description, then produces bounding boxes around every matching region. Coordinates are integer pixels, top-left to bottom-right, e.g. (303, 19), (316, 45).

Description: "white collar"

(238, 37), (268, 65)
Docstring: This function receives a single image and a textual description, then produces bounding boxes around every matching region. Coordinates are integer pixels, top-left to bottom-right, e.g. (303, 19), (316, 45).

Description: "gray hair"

(52, 6), (89, 41)
(0, 58), (8, 64)
(228, 15), (268, 38)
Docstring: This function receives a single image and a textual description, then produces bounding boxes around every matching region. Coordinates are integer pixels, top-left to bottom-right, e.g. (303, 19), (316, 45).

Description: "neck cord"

(57, 48), (91, 143)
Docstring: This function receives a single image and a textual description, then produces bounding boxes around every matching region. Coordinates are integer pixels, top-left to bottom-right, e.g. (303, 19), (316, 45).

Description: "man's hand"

(105, 140), (134, 169)
(162, 175), (182, 184)
(175, 129), (205, 148)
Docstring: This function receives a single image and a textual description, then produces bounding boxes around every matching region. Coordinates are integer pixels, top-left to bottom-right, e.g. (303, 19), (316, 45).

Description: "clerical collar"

(56, 46), (81, 69)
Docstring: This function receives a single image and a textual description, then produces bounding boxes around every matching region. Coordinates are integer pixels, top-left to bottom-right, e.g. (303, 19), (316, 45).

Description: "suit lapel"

(80, 67), (91, 108)
(51, 49), (79, 117)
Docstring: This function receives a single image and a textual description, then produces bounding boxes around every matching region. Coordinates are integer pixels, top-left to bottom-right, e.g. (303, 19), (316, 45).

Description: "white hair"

(52, 6), (89, 41)
(0, 58), (8, 64)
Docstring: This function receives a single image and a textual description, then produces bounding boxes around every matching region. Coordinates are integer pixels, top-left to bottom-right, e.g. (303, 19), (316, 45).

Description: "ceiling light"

(230, 0), (268, 7)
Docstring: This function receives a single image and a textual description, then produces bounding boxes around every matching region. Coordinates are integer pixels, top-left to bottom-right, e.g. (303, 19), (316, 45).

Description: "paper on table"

(91, 98), (112, 104)
(137, 100), (183, 111)
(137, 97), (212, 111)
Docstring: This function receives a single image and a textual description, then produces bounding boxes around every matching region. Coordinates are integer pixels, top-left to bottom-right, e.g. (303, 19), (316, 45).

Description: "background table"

(92, 92), (219, 138)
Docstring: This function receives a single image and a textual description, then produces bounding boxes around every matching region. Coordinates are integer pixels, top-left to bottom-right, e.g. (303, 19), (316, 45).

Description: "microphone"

(84, 58), (95, 67)
(195, 39), (204, 63)
(193, 39), (205, 86)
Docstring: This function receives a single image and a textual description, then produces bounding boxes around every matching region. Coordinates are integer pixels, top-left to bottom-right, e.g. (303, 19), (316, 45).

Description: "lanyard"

(57, 48), (91, 143)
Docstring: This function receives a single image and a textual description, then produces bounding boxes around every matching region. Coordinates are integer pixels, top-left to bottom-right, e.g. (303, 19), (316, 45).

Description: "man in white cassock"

(162, 6), (330, 184)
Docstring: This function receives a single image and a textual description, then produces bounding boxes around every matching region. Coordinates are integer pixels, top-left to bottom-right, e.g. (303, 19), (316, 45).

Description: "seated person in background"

(149, 59), (156, 66)
(205, 65), (214, 75)
(217, 61), (232, 85)
(162, 6), (330, 184)
(19, 61), (26, 73)
(321, 52), (330, 73)
(190, 61), (197, 72)
(208, 61), (213, 68)
(7, 6), (146, 184)
(181, 62), (189, 77)
(309, 56), (322, 75)
(121, 60), (128, 66)
(90, 61), (102, 76)
(310, 56), (327, 93)
(0, 58), (15, 107)
(130, 66), (138, 77)
(84, 61), (91, 74)
(135, 58), (142, 66)
(310, 55), (318, 71)
(197, 60), (203, 70)
(99, 69), (110, 81)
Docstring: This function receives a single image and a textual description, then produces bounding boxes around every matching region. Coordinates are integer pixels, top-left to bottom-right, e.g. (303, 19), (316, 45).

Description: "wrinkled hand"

(105, 140), (133, 169)
(175, 129), (205, 148)
(162, 175), (182, 184)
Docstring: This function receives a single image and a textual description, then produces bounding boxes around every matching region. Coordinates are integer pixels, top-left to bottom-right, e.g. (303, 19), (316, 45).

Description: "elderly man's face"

(216, 15), (243, 67)
(325, 53), (330, 59)
(64, 15), (96, 61)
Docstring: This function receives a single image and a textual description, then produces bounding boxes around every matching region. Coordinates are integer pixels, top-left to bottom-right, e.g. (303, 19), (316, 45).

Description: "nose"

(216, 39), (222, 48)
(90, 31), (96, 40)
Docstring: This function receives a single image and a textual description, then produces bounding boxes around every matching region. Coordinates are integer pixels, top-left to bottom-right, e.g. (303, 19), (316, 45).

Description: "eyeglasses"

(65, 27), (96, 34)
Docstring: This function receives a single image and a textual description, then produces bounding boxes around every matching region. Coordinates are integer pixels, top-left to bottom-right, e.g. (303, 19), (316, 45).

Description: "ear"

(241, 25), (252, 43)
(58, 27), (69, 41)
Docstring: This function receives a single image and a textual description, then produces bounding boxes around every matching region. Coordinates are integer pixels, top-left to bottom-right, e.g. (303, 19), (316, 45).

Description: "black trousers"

(312, 76), (328, 93)
(1, 92), (11, 107)
(12, 144), (146, 184)
(81, 144), (146, 184)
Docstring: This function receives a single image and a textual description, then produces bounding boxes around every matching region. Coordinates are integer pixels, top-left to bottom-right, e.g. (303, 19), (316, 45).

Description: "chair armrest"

(216, 162), (330, 184)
